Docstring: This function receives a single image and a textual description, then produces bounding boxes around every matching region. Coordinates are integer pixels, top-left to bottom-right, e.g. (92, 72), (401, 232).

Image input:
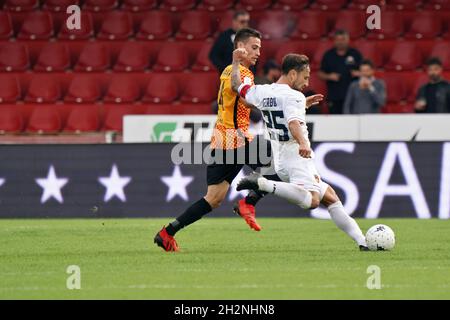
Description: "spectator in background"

(255, 60), (281, 85)
(343, 59), (386, 114)
(209, 10), (250, 74)
(318, 29), (362, 114)
(415, 57), (450, 113)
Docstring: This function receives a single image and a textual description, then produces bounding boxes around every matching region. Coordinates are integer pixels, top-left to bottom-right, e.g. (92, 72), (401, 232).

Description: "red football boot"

(233, 199), (262, 231)
(154, 227), (179, 252)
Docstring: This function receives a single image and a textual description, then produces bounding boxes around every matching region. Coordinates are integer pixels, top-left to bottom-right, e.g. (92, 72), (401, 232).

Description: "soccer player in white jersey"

(231, 48), (368, 251)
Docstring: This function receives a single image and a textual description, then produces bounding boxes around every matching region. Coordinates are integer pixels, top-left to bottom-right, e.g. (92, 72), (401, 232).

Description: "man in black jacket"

(209, 10), (250, 74)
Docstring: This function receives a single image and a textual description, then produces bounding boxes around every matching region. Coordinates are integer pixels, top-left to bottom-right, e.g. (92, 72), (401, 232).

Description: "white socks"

(257, 177), (312, 209)
(328, 201), (367, 247)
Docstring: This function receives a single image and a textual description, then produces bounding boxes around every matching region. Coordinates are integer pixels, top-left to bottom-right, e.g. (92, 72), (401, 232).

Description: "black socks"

(245, 190), (266, 206)
(165, 198), (212, 236)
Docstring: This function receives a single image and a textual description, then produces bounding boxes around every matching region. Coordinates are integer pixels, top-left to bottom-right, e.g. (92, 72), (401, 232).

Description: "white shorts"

(272, 140), (321, 194)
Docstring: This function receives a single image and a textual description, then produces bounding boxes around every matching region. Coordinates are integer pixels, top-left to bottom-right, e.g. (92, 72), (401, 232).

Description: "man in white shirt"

(231, 48), (368, 251)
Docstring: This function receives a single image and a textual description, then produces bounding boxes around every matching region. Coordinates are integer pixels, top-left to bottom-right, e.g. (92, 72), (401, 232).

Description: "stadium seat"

(104, 76), (141, 103)
(18, 11), (54, 40)
(65, 76), (102, 103)
(197, 0), (234, 11)
(176, 11), (212, 40)
(58, 11), (94, 40)
(430, 42), (450, 70)
(121, 0), (158, 11)
(404, 12), (443, 39)
(114, 43), (150, 72)
(348, 0), (384, 9)
(424, 0), (450, 10)
(136, 11), (173, 40)
(25, 77), (62, 103)
(238, 0), (272, 11)
(0, 43), (30, 72)
(366, 11), (404, 40)
(385, 42), (422, 71)
(311, 41), (334, 70)
(102, 105), (138, 131)
(408, 73), (429, 102)
(64, 106), (100, 132)
(307, 72), (327, 96)
(180, 73), (219, 103)
(0, 107), (24, 133)
(310, 0), (347, 10)
(97, 11), (133, 40)
(383, 103), (414, 113)
(159, 0), (196, 11)
(273, 0), (309, 11)
(83, 0), (118, 12)
(290, 11), (327, 39)
(43, 0), (80, 12)
(216, 10), (235, 33)
(34, 43), (71, 72)
(256, 11), (293, 40)
(274, 42), (306, 64)
(4, 0), (38, 11)
(143, 74), (179, 103)
(74, 43), (111, 72)
(153, 43), (190, 72)
(192, 42), (216, 72)
(26, 106), (62, 133)
(379, 74), (407, 103)
(387, 0), (423, 10)
(352, 40), (384, 68)
(0, 75), (21, 103)
(0, 12), (14, 40)
(332, 11), (367, 39)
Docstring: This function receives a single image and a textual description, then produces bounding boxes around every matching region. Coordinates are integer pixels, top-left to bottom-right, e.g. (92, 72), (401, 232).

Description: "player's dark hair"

(233, 10), (249, 20)
(233, 28), (261, 49)
(281, 54), (310, 75)
(426, 57), (442, 67)
(334, 29), (349, 37)
(360, 59), (374, 69)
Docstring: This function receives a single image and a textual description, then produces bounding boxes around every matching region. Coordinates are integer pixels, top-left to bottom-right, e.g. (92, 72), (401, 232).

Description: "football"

(365, 224), (396, 251)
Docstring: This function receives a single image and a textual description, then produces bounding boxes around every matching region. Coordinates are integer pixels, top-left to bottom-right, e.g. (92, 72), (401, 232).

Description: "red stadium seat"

(0, 43), (30, 72)
(34, 43), (70, 72)
(4, 0), (38, 11)
(424, 0), (450, 10)
(143, 74), (179, 103)
(74, 43), (111, 72)
(104, 76), (141, 103)
(122, 0), (158, 11)
(383, 103), (414, 114)
(114, 43), (150, 72)
(379, 74), (407, 103)
(26, 106), (62, 133)
(64, 106), (100, 132)
(180, 73), (219, 103)
(97, 11), (133, 40)
(198, 0), (234, 11)
(43, 0), (80, 12)
(0, 12), (14, 40)
(58, 11), (94, 40)
(404, 12), (443, 40)
(153, 43), (190, 72)
(102, 105), (139, 131)
(332, 11), (367, 39)
(430, 42), (450, 70)
(18, 11), (54, 40)
(385, 42), (422, 71)
(408, 73), (429, 102)
(192, 42), (216, 72)
(387, 0), (422, 10)
(310, 0), (347, 10)
(176, 11), (212, 40)
(25, 77), (62, 103)
(159, 0), (196, 11)
(352, 40), (384, 68)
(65, 76), (102, 103)
(0, 75), (21, 103)
(256, 11), (293, 40)
(274, 41), (306, 64)
(307, 72), (327, 96)
(311, 41), (334, 70)
(238, 0), (272, 11)
(348, 0), (384, 9)
(366, 11), (404, 40)
(273, 0), (309, 11)
(83, 0), (118, 12)
(0, 107), (23, 133)
(136, 11), (173, 40)
(290, 11), (327, 40)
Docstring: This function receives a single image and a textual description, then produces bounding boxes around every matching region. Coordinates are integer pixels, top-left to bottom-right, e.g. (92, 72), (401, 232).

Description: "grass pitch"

(1, 218), (450, 299)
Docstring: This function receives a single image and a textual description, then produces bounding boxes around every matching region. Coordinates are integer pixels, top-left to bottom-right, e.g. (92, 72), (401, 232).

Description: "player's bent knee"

(310, 198), (320, 209)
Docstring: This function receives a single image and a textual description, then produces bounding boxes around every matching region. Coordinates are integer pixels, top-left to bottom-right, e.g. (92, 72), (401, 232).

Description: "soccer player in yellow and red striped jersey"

(154, 28), (265, 252)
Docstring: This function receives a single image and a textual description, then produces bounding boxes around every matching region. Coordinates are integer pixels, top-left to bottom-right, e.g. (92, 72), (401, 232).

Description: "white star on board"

(98, 165), (132, 202)
(35, 166), (69, 204)
(228, 169), (248, 201)
(161, 165), (194, 202)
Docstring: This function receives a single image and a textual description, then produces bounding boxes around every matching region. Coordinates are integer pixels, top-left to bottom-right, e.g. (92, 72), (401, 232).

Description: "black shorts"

(206, 136), (271, 185)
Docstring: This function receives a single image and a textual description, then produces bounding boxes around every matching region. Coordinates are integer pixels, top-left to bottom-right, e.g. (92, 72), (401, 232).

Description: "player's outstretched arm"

(231, 48), (246, 93)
